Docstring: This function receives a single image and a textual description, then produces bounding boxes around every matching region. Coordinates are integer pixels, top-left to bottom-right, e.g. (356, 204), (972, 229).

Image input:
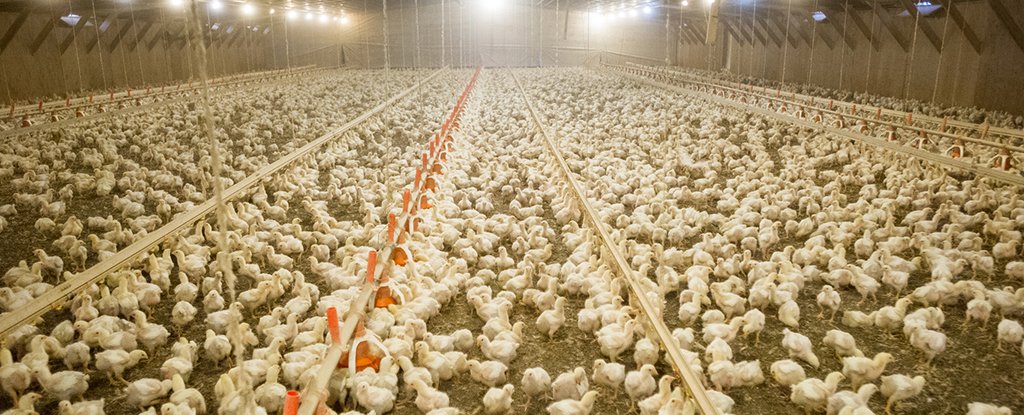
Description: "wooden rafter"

(29, 17), (56, 56)
(825, 5), (857, 49)
(947, 1), (982, 53)
(721, 19), (745, 46)
(769, 11), (800, 48)
(107, 19), (134, 53)
(128, 21), (153, 52)
(0, 8), (31, 55)
(873, 1), (909, 51)
(895, 0), (943, 51)
(987, 0), (1024, 53)
(746, 16), (769, 46)
(59, 12), (93, 54)
(846, 7), (879, 51)
(732, 16), (754, 44)
(789, 12), (813, 47)
(755, 16), (783, 47)
(817, 23), (836, 49)
(84, 14), (116, 54)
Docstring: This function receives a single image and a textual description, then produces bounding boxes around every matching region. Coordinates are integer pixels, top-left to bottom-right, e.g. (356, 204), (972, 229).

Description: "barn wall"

(344, 3), (676, 69)
(0, 9), (278, 103)
(0, 3), (675, 102)
(678, 2), (1024, 116)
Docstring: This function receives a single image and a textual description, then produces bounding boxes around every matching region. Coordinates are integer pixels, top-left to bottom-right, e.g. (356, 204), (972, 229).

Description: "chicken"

(477, 335), (518, 364)
(551, 367), (588, 401)
(355, 383), (395, 414)
(125, 378), (172, 409)
(95, 349), (148, 384)
(816, 285), (841, 321)
(996, 319), (1023, 351)
(547, 390), (599, 415)
(411, 379), (450, 413)
(790, 372), (845, 414)
(168, 373), (206, 414)
(966, 403), (1013, 415)
(482, 384), (514, 414)
(770, 359), (806, 386)
(6, 393), (41, 415)
(880, 374), (925, 414)
(204, 329), (232, 365)
(521, 367), (551, 406)
(625, 364), (657, 403)
(596, 320), (636, 362)
(591, 359), (626, 393)
(468, 359), (508, 387)
(782, 328), (820, 368)
(0, 348), (31, 403)
(58, 398), (105, 415)
(823, 329), (864, 358)
(779, 300), (801, 329)
(827, 384), (878, 415)
(842, 352), (892, 388)
(32, 366), (89, 402)
(536, 297), (567, 337)
(907, 325), (947, 366)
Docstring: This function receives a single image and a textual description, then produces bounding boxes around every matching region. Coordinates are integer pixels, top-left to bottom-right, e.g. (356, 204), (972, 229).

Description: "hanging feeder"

(912, 130), (931, 149)
(989, 148), (1017, 171)
(945, 138), (967, 159)
(833, 115), (845, 129)
(338, 319), (389, 375)
(885, 126), (899, 142)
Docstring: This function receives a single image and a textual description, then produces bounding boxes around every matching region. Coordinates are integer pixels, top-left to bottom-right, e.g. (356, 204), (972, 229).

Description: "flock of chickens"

(0, 64), (1022, 415)
(679, 67), (1024, 129)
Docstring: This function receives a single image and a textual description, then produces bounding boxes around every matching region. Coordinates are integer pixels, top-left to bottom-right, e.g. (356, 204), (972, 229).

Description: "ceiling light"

(682, 0), (689, 6)
(241, 3), (255, 15)
(642, 5), (652, 14)
(209, 0), (223, 10)
(305, 12), (314, 20)
(286, 9), (297, 19)
(341, 15), (350, 24)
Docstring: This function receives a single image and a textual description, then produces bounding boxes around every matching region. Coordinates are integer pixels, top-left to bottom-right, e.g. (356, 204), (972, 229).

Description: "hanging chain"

(128, 0), (146, 86)
(903, 3), (922, 100)
(781, 0), (793, 84)
(184, 0), (233, 303)
(414, 0), (421, 68)
(838, 0), (849, 91)
(68, 0), (84, 93)
(89, 0), (109, 92)
(931, 0), (953, 103)
(866, 0), (877, 92)
(808, 0), (818, 83)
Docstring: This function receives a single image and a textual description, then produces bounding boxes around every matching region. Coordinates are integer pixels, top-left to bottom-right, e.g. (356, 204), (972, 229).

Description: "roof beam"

(895, 0), (943, 51)
(721, 19), (745, 46)
(825, 5), (857, 49)
(790, 12), (814, 46)
(59, 12), (93, 54)
(769, 11), (801, 48)
(29, 17), (56, 56)
(746, 16), (768, 46)
(0, 8), (32, 56)
(128, 21), (153, 52)
(986, 0), (1024, 53)
(107, 19), (134, 53)
(84, 14), (117, 54)
(756, 15), (783, 47)
(816, 21), (836, 49)
(732, 16), (754, 44)
(873, 2), (910, 52)
(947, 1), (982, 53)
(847, 8), (880, 51)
